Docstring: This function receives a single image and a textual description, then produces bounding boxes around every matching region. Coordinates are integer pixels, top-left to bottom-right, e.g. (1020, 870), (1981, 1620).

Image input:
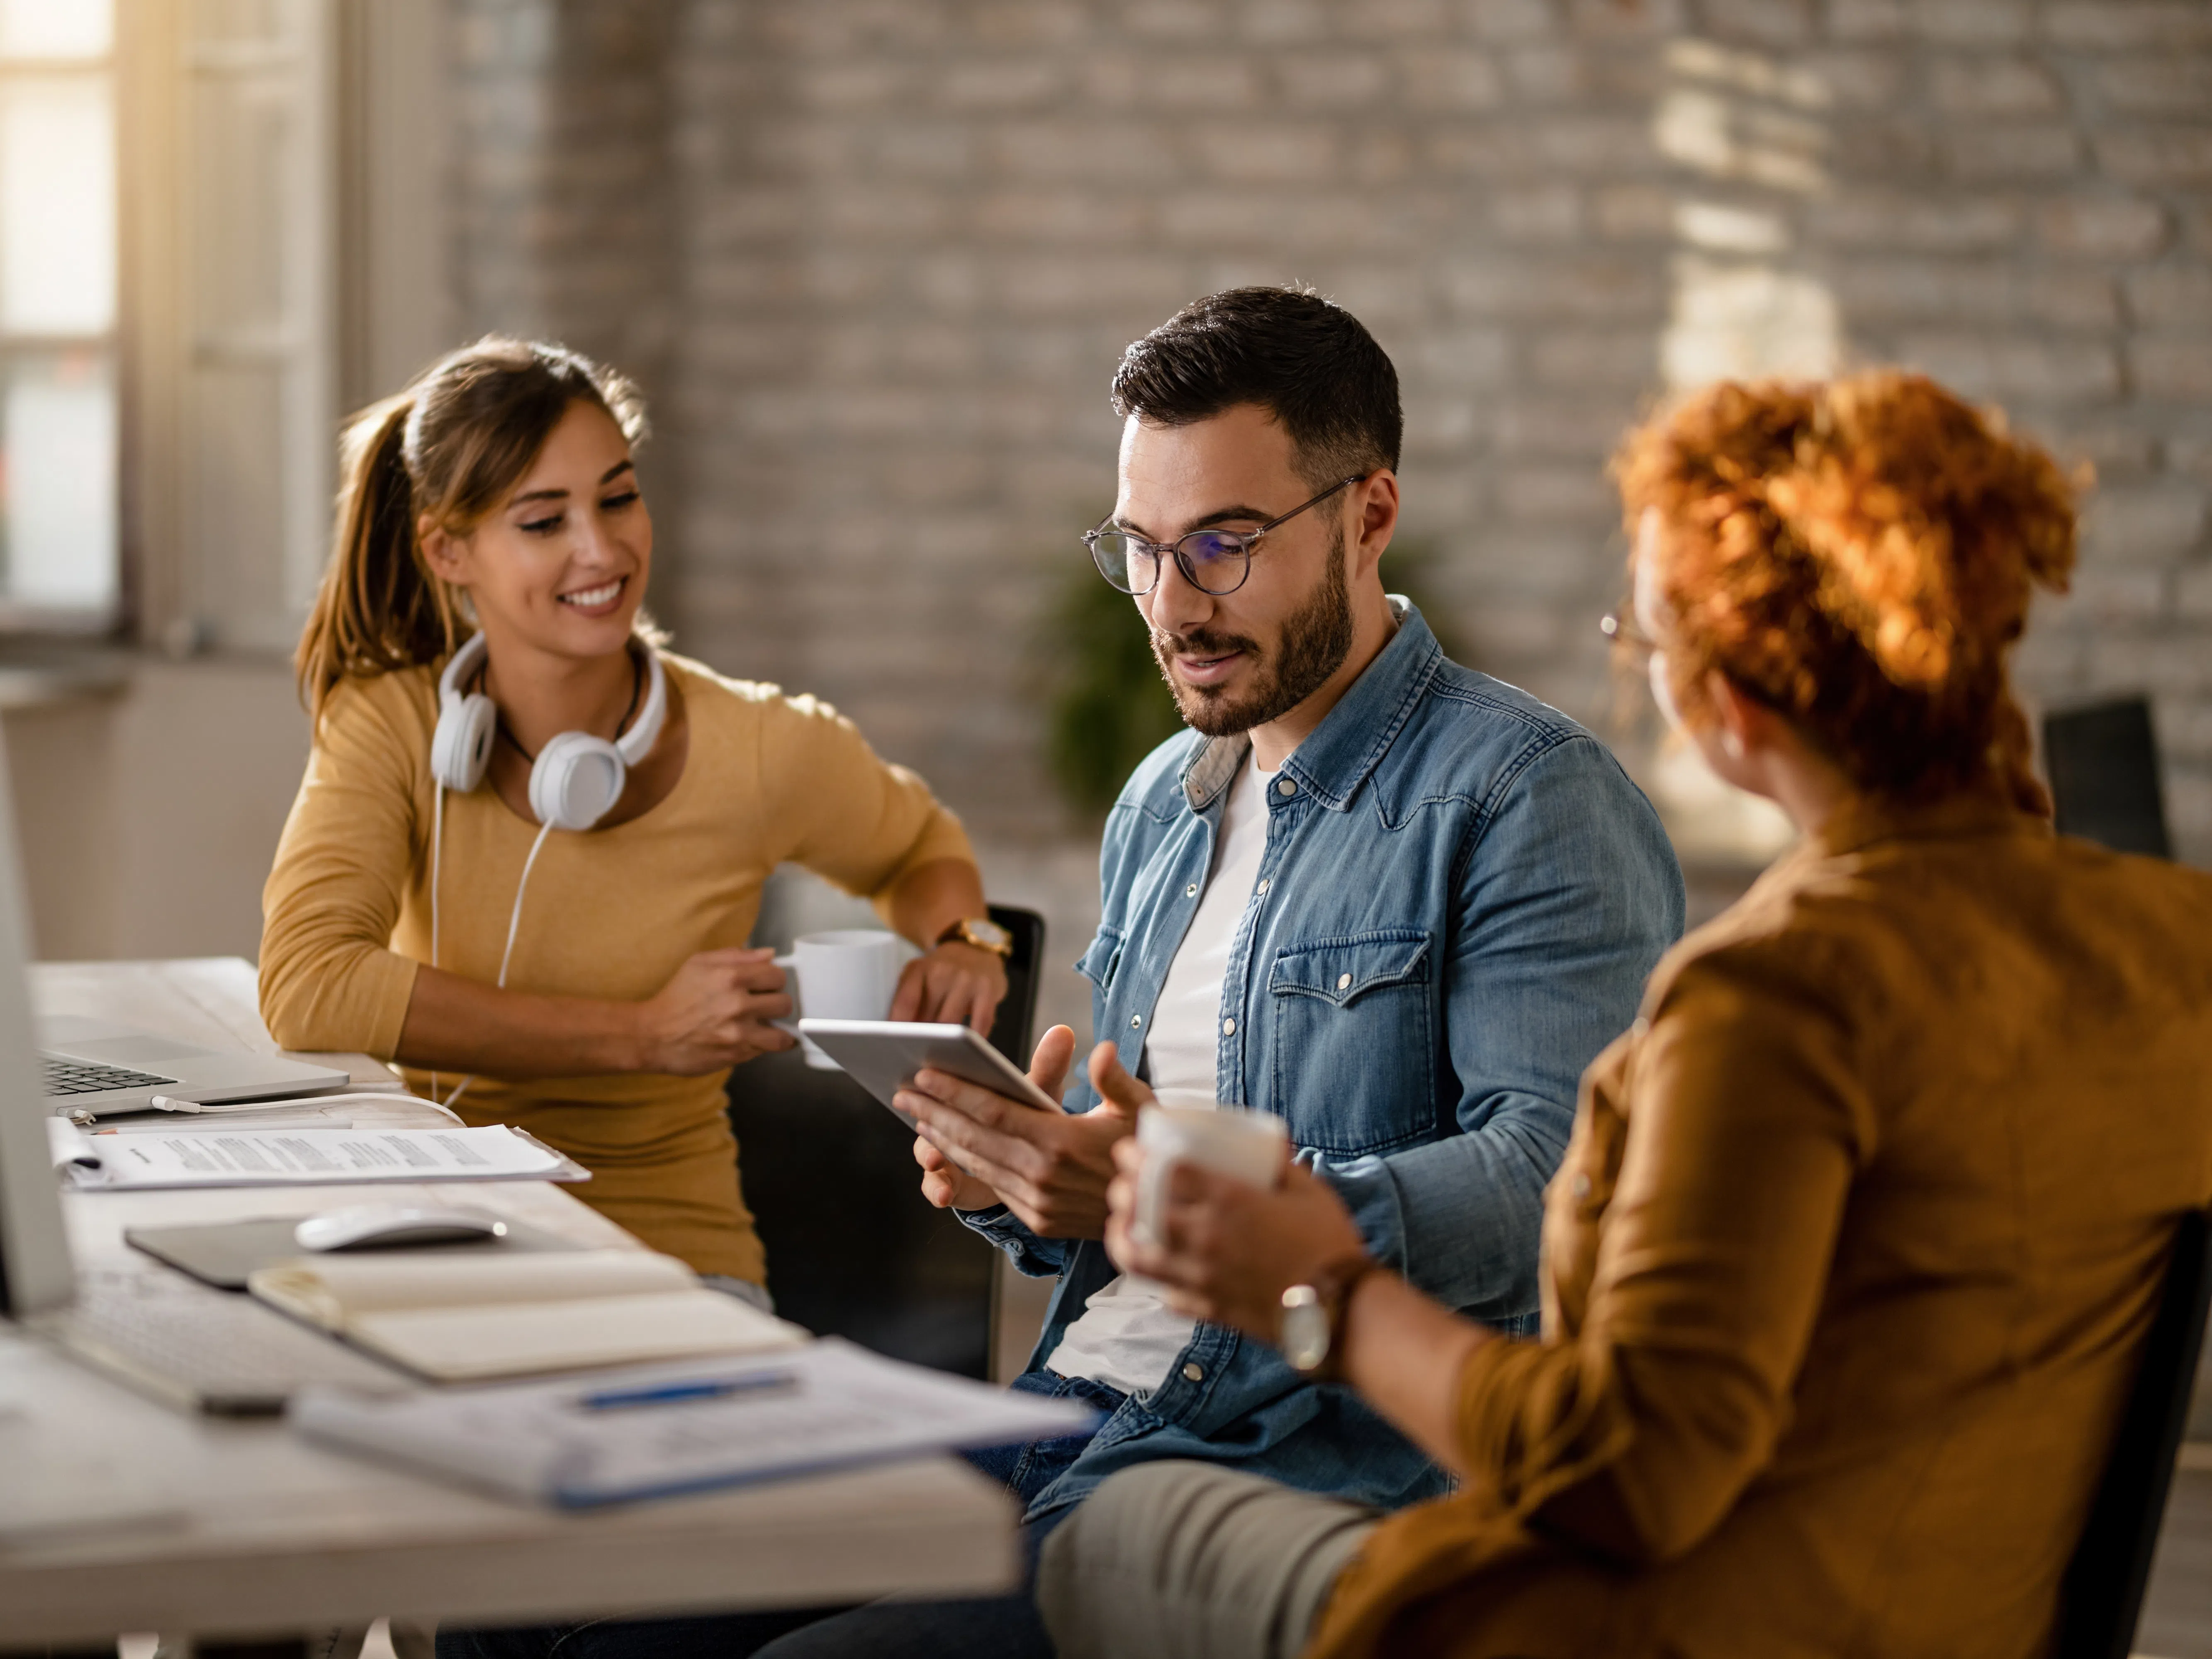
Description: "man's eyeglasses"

(1083, 475), (1365, 598)
(1599, 613), (1660, 659)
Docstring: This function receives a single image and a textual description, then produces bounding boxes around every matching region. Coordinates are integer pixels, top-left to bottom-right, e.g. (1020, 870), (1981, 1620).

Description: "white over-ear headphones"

(431, 631), (668, 832)
(424, 632), (668, 1112)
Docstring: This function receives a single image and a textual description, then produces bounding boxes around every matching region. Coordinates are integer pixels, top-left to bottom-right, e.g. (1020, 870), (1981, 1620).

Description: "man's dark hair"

(1110, 285), (1402, 489)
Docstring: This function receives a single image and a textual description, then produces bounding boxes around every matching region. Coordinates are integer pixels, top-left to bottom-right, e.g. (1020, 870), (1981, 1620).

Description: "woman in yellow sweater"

(261, 337), (1006, 1298)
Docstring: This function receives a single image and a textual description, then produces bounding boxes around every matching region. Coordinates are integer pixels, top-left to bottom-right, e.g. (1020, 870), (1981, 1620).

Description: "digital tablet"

(796, 1019), (1064, 1133)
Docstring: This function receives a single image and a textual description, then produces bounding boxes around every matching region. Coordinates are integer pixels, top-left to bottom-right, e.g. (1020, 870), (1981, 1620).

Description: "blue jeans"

(435, 1369), (1124, 1659)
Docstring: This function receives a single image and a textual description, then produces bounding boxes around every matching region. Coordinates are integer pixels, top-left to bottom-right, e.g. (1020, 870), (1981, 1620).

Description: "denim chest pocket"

(1075, 926), (1126, 992)
(1266, 927), (1436, 1157)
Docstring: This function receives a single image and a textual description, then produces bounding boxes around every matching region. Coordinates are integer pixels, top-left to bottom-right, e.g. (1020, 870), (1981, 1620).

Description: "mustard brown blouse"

(1311, 796), (2212, 1659)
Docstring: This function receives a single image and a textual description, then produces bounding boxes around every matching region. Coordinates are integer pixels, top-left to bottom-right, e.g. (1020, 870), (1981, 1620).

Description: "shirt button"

(1182, 1362), (1204, 1383)
(1185, 883), (1198, 898)
(1572, 1172), (1592, 1199)
(1130, 1014), (1143, 1029)
(1336, 973), (1352, 990)
(1276, 777), (1296, 797)
(1255, 878), (1270, 895)
(1222, 1017), (1236, 1036)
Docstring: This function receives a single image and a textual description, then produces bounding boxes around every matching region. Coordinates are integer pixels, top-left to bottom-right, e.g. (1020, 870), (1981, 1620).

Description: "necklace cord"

(494, 643), (644, 765)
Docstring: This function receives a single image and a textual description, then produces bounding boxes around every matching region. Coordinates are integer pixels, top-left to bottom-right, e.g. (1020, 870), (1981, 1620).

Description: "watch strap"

(935, 917), (1013, 958)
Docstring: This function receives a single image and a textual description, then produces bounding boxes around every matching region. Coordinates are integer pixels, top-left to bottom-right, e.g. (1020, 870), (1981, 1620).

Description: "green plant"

(1383, 534), (1470, 667)
(1045, 568), (1185, 818)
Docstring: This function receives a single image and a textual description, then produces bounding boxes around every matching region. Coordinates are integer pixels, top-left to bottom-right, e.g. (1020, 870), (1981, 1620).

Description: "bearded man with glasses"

(563, 287), (1686, 1659)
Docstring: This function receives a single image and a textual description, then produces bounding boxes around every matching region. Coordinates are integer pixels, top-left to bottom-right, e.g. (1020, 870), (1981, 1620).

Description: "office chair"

(727, 904), (1046, 1379)
(2044, 698), (2173, 859)
(2056, 1207), (2212, 1659)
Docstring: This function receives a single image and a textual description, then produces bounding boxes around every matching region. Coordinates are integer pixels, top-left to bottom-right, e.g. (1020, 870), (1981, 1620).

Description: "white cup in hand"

(1133, 1105), (1290, 1246)
(773, 929), (905, 1070)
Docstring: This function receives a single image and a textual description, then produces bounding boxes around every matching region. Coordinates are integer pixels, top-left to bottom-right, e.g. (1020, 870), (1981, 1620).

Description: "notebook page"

(346, 1289), (805, 1382)
(251, 1248), (697, 1322)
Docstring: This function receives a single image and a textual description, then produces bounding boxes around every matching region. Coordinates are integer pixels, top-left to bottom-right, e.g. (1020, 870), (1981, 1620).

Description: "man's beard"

(1151, 529), (1355, 738)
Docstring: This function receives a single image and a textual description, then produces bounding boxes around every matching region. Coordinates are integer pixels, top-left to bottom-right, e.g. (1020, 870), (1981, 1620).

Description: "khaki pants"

(1037, 1462), (1378, 1659)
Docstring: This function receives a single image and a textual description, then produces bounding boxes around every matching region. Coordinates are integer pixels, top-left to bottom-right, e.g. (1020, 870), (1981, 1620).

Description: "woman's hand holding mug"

(631, 948), (796, 1074)
(1106, 1116), (1373, 1344)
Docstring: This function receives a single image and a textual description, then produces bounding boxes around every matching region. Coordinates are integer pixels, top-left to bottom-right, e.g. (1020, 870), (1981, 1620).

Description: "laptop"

(0, 750), (408, 1414)
(41, 1014), (350, 1116)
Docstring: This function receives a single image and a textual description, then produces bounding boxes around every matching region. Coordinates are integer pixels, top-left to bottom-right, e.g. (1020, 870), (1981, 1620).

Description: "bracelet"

(934, 916), (1014, 959)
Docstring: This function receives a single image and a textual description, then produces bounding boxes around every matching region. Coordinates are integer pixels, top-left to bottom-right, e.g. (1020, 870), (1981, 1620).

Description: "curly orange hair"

(1613, 371), (2078, 815)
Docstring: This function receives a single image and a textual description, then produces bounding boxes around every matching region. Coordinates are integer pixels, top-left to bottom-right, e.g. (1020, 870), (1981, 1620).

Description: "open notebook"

(248, 1250), (805, 1382)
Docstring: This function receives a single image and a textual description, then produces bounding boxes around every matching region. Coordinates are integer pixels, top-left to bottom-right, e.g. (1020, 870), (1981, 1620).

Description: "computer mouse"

(293, 1204), (509, 1253)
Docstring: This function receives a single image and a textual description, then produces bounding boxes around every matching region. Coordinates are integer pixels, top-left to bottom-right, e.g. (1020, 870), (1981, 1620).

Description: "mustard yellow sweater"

(259, 650), (975, 1283)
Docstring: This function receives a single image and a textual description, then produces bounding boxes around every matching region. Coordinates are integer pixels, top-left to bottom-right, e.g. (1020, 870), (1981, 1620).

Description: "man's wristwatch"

(935, 916), (1014, 959)
(1279, 1258), (1378, 1381)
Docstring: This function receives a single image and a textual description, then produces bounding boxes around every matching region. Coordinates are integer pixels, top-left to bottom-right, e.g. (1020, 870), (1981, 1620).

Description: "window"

(0, 0), (118, 627)
(0, 0), (446, 651)
(126, 0), (342, 655)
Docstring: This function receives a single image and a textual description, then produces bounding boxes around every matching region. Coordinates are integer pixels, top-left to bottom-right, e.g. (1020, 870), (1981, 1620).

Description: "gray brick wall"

(450, 0), (2212, 871)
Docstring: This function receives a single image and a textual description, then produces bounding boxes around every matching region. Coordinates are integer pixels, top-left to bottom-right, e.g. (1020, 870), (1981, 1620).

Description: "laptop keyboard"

(44, 1057), (180, 1095)
(56, 1267), (411, 1413)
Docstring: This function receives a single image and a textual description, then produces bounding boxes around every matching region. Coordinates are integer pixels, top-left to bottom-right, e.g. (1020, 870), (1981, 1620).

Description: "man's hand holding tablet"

(883, 1024), (1152, 1239)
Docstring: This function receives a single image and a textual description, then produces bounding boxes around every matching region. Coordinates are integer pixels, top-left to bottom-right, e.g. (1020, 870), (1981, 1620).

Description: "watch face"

(1281, 1298), (1332, 1374)
(964, 920), (1012, 951)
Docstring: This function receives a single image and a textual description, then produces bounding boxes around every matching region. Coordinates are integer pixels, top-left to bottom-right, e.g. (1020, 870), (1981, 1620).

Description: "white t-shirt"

(1046, 750), (1275, 1397)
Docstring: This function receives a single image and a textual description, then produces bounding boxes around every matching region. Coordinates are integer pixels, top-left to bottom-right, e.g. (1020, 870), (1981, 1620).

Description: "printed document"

(48, 1119), (586, 1190)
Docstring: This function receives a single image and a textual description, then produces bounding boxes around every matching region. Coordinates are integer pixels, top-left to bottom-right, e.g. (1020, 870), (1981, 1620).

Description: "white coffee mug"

(1133, 1104), (1290, 1246)
(774, 929), (905, 1069)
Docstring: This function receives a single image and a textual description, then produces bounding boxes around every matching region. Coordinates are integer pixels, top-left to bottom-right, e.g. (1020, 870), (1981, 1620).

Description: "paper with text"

(48, 1119), (586, 1190)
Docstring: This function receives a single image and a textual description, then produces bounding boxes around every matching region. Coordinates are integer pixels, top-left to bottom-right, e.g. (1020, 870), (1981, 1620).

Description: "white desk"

(0, 959), (1017, 1646)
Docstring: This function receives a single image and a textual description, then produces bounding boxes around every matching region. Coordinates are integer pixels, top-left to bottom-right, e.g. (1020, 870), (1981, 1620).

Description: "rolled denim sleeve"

(1319, 736), (1684, 1321)
(955, 1203), (1073, 1278)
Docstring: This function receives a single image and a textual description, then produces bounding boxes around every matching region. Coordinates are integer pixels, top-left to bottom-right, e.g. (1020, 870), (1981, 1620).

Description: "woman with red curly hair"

(1033, 371), (2212, 1659)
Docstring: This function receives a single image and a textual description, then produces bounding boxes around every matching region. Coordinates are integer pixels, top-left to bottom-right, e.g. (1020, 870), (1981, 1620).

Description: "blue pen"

(576, 1370), (801, 1411)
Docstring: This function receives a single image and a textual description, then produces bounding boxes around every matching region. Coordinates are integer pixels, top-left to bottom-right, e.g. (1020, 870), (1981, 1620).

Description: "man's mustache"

(1152, 628), (1261, 659)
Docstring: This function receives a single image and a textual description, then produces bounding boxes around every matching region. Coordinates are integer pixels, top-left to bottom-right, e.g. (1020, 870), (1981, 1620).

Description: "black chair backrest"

(983, 903), (1046, 1068)
(2057, 1207), (2212, 1659)
(725, 905), (1046, 1379)
(2045, 698), (2172, 859)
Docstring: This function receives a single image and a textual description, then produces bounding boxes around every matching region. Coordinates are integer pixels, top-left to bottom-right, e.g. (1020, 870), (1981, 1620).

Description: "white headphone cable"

(440, 817), (555, 1114)
(428, 779), (446, 1103)
(430, 778), (446, 970)
(497, 820), (556, 987)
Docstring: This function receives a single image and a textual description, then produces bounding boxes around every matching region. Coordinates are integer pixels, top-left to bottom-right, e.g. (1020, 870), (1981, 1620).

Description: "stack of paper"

(291, 1338), (1103, 1506)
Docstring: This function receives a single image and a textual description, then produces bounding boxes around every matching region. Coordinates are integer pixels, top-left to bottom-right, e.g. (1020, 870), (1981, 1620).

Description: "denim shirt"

(963, 603), (1684, 1525)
